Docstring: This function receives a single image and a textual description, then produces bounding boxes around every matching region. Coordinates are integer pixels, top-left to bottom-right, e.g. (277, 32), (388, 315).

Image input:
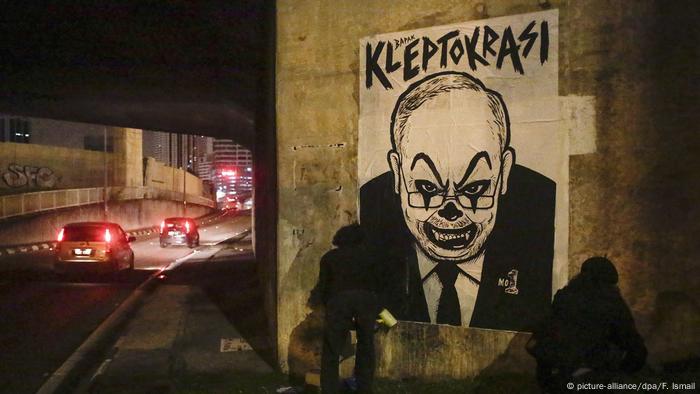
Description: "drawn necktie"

(435, 263), (461, 326)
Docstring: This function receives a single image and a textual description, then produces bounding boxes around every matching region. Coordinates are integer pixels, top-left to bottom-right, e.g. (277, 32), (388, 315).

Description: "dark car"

(54, 222), (135, 275)
(159, 217), (200, 248)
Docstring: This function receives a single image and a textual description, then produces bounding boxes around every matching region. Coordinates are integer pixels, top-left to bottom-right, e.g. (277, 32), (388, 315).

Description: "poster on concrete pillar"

(358, 10), (567, 332)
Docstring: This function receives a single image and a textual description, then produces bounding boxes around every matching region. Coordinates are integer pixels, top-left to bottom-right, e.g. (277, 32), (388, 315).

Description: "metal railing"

(0, 186), (216, 220)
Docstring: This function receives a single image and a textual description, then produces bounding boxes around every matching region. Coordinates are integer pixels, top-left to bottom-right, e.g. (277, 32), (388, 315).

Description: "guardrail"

(0, 187), (216, 220)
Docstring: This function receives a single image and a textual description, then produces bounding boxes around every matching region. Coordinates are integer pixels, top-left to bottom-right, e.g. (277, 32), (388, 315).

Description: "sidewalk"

(79, 237), (541, 394)
(79, 237), (700, 394)
(87, 238), (289, 393)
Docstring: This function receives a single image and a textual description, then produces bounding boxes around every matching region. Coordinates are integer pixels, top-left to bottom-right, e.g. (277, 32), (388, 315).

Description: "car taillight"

(104, 228), (112, 253)
(160, 221), (165, 233)
(185, 221), (191, 234)
(57, 228), (64, 242)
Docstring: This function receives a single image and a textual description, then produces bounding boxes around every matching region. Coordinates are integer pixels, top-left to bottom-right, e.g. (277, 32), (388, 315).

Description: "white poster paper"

(358, 10), (566, 331)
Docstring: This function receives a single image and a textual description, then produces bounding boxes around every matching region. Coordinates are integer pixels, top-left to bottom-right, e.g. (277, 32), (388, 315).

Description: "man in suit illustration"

(360, 71), (555, 331)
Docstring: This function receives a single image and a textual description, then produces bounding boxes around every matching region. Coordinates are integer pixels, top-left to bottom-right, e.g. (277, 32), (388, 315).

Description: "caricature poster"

(358, 10), (567, 331)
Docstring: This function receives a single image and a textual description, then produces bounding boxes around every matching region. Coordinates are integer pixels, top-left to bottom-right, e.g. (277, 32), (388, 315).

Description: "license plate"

(73, 248), (93, 256)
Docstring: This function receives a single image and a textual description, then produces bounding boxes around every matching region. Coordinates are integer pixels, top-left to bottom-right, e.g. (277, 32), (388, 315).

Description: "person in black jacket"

(313, 223), (384, 394)
(528, 257), (647, 392)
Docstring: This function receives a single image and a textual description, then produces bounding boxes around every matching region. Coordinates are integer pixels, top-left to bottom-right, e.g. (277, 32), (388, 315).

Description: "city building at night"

(0, 115), (32, 143)
(195, 153), (214, 182)
(142, 130), (171, 163)
(213, 139), (253, 204)
(143, 131), (214, 174)
(1, 114), (110, 149)
(192, 135), (214, 180)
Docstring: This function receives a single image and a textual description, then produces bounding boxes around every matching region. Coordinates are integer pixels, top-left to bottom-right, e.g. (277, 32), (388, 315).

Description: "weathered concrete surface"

(144, 157), (204, 197)
(375, 323), (534, 379)
(0, 127), (143, 194)
(2, 128), (204, 198)
(112, 127), (143, 188)
(276, 0), (699, 379)
(0, 199), (213, 245)
(0, 140), (115, 194)
(252, 1), (278, 363)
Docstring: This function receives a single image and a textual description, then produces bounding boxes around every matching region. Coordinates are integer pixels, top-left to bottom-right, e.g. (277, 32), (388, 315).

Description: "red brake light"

(57, 228), (64, 242)
(185, 221), (191, 234)
(105, 228), (112, 243)
(160, 221), (165, 233)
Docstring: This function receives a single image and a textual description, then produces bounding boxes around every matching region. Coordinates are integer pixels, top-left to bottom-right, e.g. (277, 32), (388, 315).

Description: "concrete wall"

(0, 199), (213, 246)
(2, 128), (207, 200)
(254, 0), (279, 366)
(0, 126), (141, 194)
(144, 157), (203, 197)
(0, 141), (114, 195)
(113, 128), (144, 188)
(277, 0), (699, 378)
(28, 117), (107, 150)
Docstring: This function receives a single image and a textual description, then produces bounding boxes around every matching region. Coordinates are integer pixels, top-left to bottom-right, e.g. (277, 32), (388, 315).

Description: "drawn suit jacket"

(360, 164), (555, 332)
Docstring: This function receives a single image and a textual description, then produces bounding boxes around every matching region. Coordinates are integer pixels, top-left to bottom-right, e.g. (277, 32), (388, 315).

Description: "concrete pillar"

(111, 127), (144, 188)
(276, 0), (700, 380)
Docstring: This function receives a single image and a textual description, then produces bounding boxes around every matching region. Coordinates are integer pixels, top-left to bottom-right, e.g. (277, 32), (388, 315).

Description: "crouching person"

(527, 256), (647, 393)
(313, 223), (385, 394)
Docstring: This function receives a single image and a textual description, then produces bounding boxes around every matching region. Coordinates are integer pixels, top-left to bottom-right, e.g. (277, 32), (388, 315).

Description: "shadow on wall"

(287, 224), (358, 384)
(288, 302), (325, 384)
(286, 263), (700, 386)
(469, 293), (700, 393)
(286, 222), (540, 384)
(470, 334), (540, 394)
(645, 291), (700, 369)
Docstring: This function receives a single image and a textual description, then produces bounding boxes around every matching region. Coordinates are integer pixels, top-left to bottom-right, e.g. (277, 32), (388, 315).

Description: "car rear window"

(63, 226), (107, 242)
(165, 219), (193, 230)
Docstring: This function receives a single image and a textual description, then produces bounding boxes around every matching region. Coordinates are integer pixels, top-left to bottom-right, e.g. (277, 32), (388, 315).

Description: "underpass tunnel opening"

(0, 0), (275, 278)
(0, 0), (278, 369)
(0, 116), (257, 248)
(0, 109), (277, 367)
(0, 111), (278, 388)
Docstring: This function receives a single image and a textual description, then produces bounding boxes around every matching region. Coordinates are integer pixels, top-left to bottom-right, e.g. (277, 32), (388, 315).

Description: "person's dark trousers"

(321, 290), (378, 394)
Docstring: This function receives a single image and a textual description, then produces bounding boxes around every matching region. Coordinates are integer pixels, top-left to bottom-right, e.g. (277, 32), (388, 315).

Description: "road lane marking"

(162, 250), (198, 271)
(88, 357), (113, 384)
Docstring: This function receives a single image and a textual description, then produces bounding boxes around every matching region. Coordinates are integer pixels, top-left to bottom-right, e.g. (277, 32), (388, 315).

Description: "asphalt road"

(0, 210), (251, 394)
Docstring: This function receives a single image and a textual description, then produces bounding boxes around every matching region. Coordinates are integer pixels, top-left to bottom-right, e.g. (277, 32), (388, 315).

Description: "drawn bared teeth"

(432, 227), (472, 242)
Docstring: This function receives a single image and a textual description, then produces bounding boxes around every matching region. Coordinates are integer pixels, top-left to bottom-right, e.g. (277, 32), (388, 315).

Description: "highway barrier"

(1, 186), (215, 220)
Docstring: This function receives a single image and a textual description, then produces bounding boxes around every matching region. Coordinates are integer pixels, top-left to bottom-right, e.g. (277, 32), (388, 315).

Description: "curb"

(35, 250), (196, 394)
(36, 274), (159, 394)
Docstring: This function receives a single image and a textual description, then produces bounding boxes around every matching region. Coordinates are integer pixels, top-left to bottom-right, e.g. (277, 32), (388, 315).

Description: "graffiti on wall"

(1, 163), (60, 189)
(358, 10), (566, 332)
